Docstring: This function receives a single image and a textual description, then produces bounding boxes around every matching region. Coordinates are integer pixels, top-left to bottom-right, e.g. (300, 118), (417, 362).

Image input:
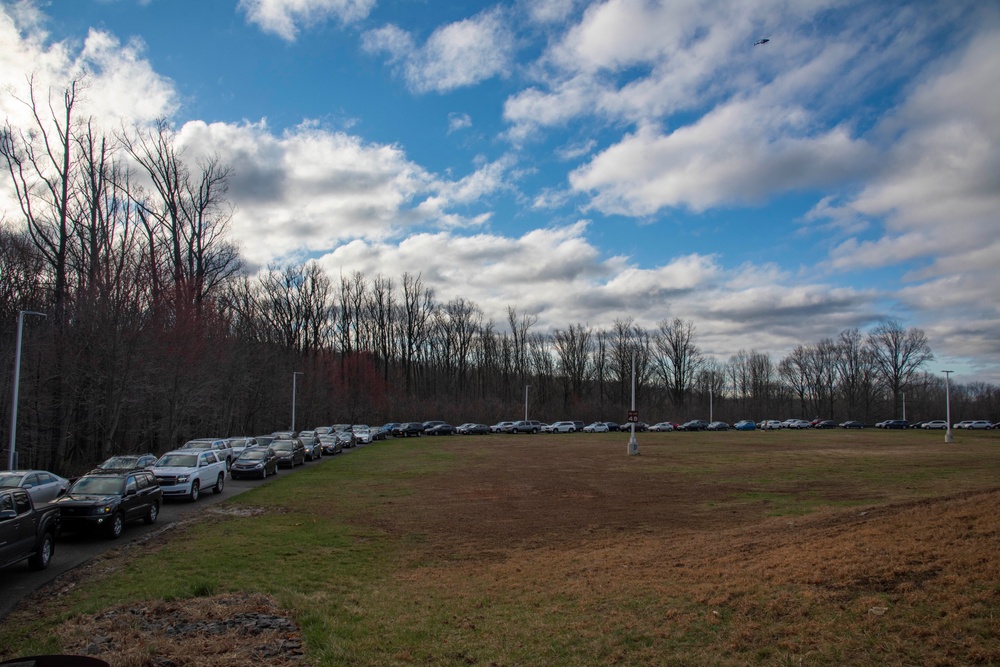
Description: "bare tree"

(121, 119), (241, 311)
(653, 317), (703, 410)
(553, 323), (593, 409)
(1, 76), (83, 322)
(866, 320), (933, 418)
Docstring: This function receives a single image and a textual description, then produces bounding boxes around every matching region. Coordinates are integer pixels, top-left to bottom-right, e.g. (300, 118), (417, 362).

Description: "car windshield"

(70, 477), (124, 495)
(99, 456), (139, 468)
(272, 441), (293, 451)
(0, 474), (25, 488)
(181, 442), (211, 449)
(156, 454), (197, 467)
(239, 449), (267, 461)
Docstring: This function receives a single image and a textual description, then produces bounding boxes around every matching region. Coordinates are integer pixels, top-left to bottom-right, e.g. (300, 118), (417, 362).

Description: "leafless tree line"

(2, 78), (996, 476)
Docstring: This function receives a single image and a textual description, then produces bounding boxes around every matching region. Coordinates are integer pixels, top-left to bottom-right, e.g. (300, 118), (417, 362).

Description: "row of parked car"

(0, 424), (375, 573)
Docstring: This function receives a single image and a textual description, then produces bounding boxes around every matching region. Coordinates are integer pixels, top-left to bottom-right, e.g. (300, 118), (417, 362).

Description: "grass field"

(2, 429), (999, 666)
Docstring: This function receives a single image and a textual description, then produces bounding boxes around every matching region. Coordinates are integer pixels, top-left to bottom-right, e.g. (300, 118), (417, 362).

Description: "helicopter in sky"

(754, 38), (770, 45)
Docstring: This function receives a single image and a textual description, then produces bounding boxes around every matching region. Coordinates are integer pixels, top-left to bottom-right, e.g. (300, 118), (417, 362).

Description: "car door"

(6, 491), (37, 560)
(120, 474), (143, 522)
(0, 491), (20, 565)
(30, 472), (62, 504)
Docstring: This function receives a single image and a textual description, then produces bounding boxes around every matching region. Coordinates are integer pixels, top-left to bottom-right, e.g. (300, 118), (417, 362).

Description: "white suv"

(548, 421), (579, 433)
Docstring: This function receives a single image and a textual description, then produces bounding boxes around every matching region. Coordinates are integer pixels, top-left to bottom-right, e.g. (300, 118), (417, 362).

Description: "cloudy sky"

(2, 0), (999, 382)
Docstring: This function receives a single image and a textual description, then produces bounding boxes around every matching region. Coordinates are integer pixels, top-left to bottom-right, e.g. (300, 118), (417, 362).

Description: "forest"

(2, 79), (999, 476)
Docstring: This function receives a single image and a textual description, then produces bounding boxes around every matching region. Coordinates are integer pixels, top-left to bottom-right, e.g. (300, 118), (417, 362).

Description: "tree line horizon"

(2, 78), (998, 476)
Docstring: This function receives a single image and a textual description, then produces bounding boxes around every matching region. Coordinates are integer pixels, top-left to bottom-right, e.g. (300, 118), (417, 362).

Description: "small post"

(942, 370), (953, 444)
(627, 349), (639, 456)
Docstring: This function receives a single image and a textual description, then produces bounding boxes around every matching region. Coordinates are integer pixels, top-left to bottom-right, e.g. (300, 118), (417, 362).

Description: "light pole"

(627, 348), (639, 456)
(291, 372), (303, 433)
(709, 386), (713, 423)
(8, 310), (46, 470)
(942, 370), (953, 444)
(902, 392), (906, 422)
(524, 385), (530, 421)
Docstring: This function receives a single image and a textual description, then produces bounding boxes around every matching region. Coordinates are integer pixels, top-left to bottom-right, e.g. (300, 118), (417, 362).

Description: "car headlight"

(175, 475), (189, 483)
(92, 504), (114, 515)
(253, 462), (263, 469)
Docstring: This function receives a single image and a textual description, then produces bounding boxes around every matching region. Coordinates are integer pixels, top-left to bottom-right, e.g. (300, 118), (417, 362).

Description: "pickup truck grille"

(154, 475), (180, 485)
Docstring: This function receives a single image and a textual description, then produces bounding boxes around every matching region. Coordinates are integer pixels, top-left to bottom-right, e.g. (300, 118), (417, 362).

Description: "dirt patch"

(56, 593), (306, 667)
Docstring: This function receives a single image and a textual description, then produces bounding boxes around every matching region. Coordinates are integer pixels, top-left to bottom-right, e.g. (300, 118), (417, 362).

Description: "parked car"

(230, 446), (279, 479)
(966, 420), (994, 430)
(814, 420), (838, 429)
(152, 450), (227, 502)
(707, 421), (730, 431)
(604, 422), (622, 432)
(649, 422), (675, 432)
(301, 437), (323, 461)
(298, 430), (319, 446)
(253, 435), (277, 448)
(680, 420), (709, 431)
(225, 438), (258, 458)
(547, 421), (580, 433)
(94, 454), (159, 471)
(54, 469), (162, 539)
(457, 423), (490, 435)
(490, 421), (515, 433)
(392, 422), (425, 438)
(583, 422), (610, 433)
(922, 420), (949, 430)
(0, 470), (70, 505)
(318, 435), (344, 455)
(0, 487), (60, 570)
(271, 439), (306, 467)
(508, 420), (542, 434)
(759, 420), (783, 430)
(840, 420), (865, 429)
(425, 423), (457, 436)
(180, 438), (235, 470)
(734, 420), (756, 431)
(881, 420), (909, 429)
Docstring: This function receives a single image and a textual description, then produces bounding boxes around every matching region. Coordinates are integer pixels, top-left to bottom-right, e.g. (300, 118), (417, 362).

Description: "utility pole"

(8, 310), (46, 470)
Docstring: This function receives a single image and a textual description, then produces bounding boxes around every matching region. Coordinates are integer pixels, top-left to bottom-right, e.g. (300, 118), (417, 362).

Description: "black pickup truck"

(0, 487), (60, 570)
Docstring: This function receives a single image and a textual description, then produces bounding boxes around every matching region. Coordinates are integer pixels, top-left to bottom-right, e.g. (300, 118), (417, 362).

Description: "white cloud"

(363, 9), (515, 93)
(447, 112), (472, 133)
(570, 111), (871, 216)
(173, 120), (517, 268)
(238, 0), (375, 41)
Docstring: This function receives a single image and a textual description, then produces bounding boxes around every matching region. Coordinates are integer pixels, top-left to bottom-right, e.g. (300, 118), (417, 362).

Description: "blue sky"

(2, 0), (999, 382)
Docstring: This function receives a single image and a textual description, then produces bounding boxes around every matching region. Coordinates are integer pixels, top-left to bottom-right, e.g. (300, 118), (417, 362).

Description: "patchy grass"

(2, 430), (999, 665)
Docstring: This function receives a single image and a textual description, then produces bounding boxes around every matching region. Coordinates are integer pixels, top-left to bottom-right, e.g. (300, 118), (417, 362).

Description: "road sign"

(627, 410), (639, 423)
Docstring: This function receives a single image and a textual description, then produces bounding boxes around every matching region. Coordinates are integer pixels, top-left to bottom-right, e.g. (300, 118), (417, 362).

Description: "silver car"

(0, 470), (70, 504)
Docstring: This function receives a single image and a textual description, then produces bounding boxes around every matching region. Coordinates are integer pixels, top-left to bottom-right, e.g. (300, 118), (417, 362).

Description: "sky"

(1, 0), (999, 383)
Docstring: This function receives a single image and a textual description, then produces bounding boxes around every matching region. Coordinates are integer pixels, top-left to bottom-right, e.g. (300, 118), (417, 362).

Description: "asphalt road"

(0, 447), (355, 620)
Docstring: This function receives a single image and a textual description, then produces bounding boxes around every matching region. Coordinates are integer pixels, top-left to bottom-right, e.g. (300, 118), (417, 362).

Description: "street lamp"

(8, 310), (46, 470)
(291, 372), (303, 433)
(627, 348), (639, 456)
(524, 385), (530, 421)
(942, 370), (953, 444)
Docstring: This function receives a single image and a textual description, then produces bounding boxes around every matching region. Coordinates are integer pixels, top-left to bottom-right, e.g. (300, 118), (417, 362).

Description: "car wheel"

(214, 474), (225, 494)
(107, 512), (125, 539)
(144, 501), (159, 525)
(29, 532), (54, 570)
(260, 466), (267, 479)
(531, 428), (538, 434)
(189, 480), (200, 502)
